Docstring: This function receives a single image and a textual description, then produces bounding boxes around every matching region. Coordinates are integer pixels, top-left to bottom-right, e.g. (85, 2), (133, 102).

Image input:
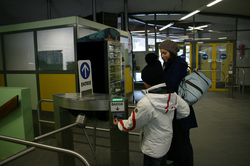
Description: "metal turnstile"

(109, 98), (129, 166)
(227, 61), (234, 98)
(53, 93), (129, 166)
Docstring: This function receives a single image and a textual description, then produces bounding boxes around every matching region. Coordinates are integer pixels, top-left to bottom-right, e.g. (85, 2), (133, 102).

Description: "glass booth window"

(132, 36), (146, 51)
(37, 27), (75, 70)
(4, 32), (35, 70)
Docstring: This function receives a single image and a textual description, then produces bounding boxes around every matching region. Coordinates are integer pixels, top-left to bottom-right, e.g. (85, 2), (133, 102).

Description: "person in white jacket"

(113, 53), (190, 166)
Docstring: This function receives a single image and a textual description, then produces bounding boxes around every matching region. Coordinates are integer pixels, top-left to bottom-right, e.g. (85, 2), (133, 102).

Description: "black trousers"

(143, 153), (168, 166)
(168, 119), (194, 166)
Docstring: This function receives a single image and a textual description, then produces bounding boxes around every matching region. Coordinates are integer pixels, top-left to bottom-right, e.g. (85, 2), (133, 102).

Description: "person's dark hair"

(163, 52), (177, 68)
(141, 53), (164, 86)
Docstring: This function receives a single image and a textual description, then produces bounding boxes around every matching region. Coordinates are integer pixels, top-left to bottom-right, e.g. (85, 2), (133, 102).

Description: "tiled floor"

(2, 90), (250, 166)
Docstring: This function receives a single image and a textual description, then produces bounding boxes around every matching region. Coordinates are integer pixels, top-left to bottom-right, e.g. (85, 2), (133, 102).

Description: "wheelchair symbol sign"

(80, 62), (90, 79)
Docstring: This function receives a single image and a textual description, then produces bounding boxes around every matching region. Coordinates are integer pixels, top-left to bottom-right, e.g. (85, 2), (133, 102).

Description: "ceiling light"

(187, 25), (208, 31)
(207, 0), (222, 7)
(159, 22), (174, 31)
(131, 30), (150, 33)
(179, 10), (200, 21)
(195, 38), (211, 40)
(219, 37), (227, 39)
(148, 32), (160, 35)
(195, 25), (208, 29)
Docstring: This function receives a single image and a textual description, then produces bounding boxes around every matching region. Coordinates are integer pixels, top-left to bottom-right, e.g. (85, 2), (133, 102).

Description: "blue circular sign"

(220, 54), (227, 60)
(180, 54), (186, 60)
(202, 54), (208, 60)
(80, 62), (90, 79)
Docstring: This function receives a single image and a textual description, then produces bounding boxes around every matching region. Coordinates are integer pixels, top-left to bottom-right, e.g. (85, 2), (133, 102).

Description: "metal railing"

(0, 135), (90, 166)
(0, 113), (104, 166)
(37, 99), (54, 136)
(37, 101), (139, 136)
(0, 99), (140, 165)
(0, 147), (36, 165)
(198, 70), (226, 82)
(225, 68), (245, 98)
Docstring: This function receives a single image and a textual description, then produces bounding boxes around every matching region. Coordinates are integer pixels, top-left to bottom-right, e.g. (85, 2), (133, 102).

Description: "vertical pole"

(228, 61), (234, 98)
(145, 21), (148, 51)
(53, 95), (75, 166)
(92, 0), (96, 22)
(47, 0), (51, 19)
(109, 98), (129, 166)
(124, 0), (128, 31)
(154, 13), (157, 50)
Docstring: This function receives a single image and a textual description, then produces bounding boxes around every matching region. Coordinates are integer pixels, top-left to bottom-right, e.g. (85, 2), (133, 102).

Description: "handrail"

(37, 99), (54, 136)
(197, 70), (225, 82)
(35, 123), (78, 141)
(224, 68), (245, 99)
(237, 68), (245, 98)
(0, 135), (90, 166)
(0, 147), (36, 165)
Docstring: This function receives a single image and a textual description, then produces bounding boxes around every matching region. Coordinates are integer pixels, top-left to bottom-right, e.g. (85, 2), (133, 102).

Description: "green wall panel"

(0, 87), (34, 160)
(6, 74), (38, 110)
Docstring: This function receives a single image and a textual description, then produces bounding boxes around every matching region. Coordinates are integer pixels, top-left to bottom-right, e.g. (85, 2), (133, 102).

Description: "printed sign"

(78, 60), (92, 97)
(220, 54), (227, 60)
(180, 54), (186, 60)
(202, 54), (208, 60)
(110, 102), (125, 112)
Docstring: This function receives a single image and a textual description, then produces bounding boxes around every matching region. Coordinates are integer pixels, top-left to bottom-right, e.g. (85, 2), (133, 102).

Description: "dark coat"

(163, 56), (198, 130)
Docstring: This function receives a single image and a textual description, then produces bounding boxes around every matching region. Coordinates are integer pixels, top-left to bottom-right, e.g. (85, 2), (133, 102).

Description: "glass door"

(196, 43), (233, 91)
(178, 44), (192, 70)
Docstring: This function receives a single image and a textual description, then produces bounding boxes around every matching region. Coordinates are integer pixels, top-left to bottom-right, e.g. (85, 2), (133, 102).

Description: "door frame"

(196, 42), (234, 91)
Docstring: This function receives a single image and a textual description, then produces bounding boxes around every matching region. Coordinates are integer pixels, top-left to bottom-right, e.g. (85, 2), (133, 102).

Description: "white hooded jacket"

(117, 83), (190, 158)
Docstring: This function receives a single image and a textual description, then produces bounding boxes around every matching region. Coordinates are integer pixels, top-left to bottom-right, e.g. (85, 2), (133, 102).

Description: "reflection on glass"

(38, 50), (63, 70)
(4, 32), (35, 70)
(132, 37), (146, 51)
(37, 27), (75, 71)
(108, 43), (123, 94)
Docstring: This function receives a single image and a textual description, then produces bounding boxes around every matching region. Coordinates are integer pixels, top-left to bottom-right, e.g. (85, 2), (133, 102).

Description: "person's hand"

(113, 117), (119, 126)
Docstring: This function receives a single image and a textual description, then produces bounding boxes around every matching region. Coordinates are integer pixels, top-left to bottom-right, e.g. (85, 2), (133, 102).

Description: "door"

(178, 44), (192, 68)
(196, 43), (233, 91)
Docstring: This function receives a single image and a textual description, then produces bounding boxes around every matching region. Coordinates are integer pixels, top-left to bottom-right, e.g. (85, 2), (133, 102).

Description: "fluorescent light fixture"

(148, 32), (160, 35)
(159, 22), (174, 31)
(180, 10), (200, 21)
(219, 37), (227, 39)
(195, 38), (211, 40)
(131, 30), (150, 33)
(195, 25), (208, 29)
(187, 25), (209, 31)
(208, 30), (220, 33)
(207, 0), (222, 7)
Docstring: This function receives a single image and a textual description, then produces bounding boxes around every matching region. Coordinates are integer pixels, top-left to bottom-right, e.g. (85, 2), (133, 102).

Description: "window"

(4, 32), (35, 70)
(37, 27), (75, 70)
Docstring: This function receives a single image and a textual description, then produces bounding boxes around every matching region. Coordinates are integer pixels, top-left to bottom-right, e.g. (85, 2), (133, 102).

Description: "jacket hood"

(141, 83), (178, 114)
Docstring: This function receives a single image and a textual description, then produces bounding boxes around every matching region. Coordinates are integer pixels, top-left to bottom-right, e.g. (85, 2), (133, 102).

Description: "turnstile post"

(109, 97), (129, 166)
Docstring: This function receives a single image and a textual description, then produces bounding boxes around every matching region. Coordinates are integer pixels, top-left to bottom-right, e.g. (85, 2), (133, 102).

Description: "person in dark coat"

(159, 40), (198, 166)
